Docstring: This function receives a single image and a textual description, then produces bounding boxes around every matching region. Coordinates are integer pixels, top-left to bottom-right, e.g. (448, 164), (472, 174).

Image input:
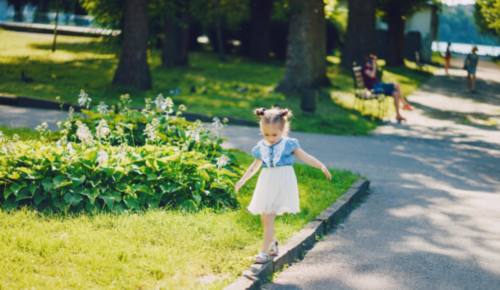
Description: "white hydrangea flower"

(115, 124), (125, 137)
(66, 143), (76, 155)
(165, 97), (174, 112)
(216, 155), (230, 169)
(144, 118), (160, 142)
(76, 121), (94, 145)
(56, 135), (67, 148)
(97, 150), (109, 167)
(186, 128), (201, 143)
(0, 131), (4, 143)
(97, 102), (109, 114)
(68, 106), (75, 119)
(12, 134), (20, 142)
(120, 94), (130, 104)
(116, 145), (127, 161)
(178, 104), (187, 112)
(35, 122), (49, 134)
(211, 117), (224, 137)
(154, 94), (167, 111)
(78, 89), (92, 108)
(96, 119), (111, 139)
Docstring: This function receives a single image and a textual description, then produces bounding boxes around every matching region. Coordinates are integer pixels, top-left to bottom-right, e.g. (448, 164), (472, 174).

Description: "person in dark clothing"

(444, 42), (452, 75)
(362, 53), (413, 123)
(464, 46), (479, 93)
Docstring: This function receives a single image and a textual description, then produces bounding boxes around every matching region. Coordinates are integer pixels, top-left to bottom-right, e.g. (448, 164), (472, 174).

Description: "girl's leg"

(260, 213), (277, 253)
(445, 59), (450, 75)
(471, 74), (476, 91)
(467, 73), (472, 91)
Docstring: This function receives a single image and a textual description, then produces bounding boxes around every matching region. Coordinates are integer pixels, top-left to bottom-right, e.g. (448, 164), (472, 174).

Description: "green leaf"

(33, 192), (46, 206)
(123, 196), (139, 210)
(53, 175), (72, 189)
(42, 177), (53, 192)
(64, 192), (83, 206)
(15, 188), (32, 202)
(71, 175), (86, 187)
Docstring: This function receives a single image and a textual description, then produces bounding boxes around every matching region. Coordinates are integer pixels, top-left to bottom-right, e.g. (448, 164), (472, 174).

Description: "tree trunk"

(249, 0), (273, 61)
(33, 0), (50, 23)
(276, 0), (328, 112)
(341, 0), (376, 67)
(13, 2), (24, 22)
(162, 11), (190, 67)
(51, 6), (60, 52)
(386, 3), (405, 66)
(112, 0), (152, 90)
(213, 0), (225, 61)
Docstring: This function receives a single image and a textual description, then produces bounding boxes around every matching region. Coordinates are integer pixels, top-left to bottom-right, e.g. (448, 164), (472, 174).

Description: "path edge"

(0, 94), (257, 127)
(225, 178), (370, 290)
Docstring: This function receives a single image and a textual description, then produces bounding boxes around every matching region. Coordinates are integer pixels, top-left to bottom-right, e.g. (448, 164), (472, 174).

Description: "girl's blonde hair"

(254, 106), (293, 136)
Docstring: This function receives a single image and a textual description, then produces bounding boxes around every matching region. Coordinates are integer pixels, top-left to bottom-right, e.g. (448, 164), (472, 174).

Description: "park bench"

(352, 62), (387, 118)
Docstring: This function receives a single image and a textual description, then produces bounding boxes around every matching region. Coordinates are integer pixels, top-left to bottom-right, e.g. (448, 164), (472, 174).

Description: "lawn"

(0, 29), (434, 135)
(0, 125), (359, 289)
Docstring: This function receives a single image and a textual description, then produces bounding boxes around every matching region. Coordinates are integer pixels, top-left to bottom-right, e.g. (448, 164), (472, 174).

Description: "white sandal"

(268, 240), (279, 257)
(255, 251), (272, 264)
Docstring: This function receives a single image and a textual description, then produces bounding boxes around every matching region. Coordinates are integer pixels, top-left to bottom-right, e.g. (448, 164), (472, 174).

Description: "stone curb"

(225, 179), (370, 290)
(0, 94), (257, 127)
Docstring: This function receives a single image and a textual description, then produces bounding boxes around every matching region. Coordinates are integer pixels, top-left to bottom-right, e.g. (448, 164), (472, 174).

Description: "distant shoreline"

(433, 41), (500, 57)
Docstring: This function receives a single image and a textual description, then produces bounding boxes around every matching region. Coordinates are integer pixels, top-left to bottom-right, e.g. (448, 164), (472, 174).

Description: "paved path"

(221, 61), (500, 290)
(0, 60), (499, 290)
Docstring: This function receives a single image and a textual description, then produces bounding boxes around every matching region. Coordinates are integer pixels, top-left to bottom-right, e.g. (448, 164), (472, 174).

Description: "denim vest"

(251, 137), (300, 168)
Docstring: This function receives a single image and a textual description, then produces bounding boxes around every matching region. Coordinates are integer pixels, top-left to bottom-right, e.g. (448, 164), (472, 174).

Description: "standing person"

(464, 46), (479, 93)
(235, 107), (332, 264)
(362, 53), (413, 123)
(444, 42), (452, 75)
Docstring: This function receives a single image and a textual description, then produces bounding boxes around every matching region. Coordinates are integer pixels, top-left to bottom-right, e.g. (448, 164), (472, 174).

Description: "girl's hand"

(321, 165), (332, 181)
(235, 180), (244, 193)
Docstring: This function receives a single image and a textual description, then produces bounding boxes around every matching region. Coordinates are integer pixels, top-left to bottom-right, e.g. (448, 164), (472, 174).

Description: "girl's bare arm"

(294, 148), (332, 180)
(235, 159), (263, 192)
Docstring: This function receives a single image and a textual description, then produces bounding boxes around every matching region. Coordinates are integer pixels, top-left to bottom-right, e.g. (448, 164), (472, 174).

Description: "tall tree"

(276, 0), (328, 113)
(150, 0), (191, 67)
(248, 0), (273, 61)
(378, 0), (431, 66)
(32, 0), (50, 23)
(474, 0), (500, 37)
(112, 0), (152, 90)
(7, 0), (29, 22)
(341, 0), (376, 67)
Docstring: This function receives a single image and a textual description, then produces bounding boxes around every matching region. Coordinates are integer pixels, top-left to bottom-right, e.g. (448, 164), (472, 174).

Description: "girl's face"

(261, 123), (283, 145)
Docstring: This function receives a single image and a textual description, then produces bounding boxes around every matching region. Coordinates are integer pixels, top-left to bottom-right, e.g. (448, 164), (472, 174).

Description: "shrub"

(0, 92), (240, 213)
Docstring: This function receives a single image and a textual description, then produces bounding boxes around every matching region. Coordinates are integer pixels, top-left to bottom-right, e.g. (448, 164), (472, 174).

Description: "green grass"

(0, 141), (358, 289)
(0, 29), (434, 135)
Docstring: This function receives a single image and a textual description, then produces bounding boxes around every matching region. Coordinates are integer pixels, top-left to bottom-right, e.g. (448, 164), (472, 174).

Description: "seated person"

(362, 53), (413, 123)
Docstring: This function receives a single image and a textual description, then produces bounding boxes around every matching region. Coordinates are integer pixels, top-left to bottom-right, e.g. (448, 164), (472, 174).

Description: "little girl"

(235, 107), (332, 264)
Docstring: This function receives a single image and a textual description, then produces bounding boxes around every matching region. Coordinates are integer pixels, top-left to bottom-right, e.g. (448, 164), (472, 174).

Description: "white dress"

(247, 137), (301, 215)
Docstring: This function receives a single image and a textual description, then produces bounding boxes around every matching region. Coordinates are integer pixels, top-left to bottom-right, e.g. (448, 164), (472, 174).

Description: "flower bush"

(0, 91), (239, 213)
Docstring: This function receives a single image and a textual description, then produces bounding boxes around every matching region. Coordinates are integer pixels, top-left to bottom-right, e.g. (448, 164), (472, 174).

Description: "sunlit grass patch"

(0, 149), (358, 289)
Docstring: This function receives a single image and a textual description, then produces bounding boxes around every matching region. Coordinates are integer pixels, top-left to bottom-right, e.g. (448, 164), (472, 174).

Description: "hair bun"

(254, 108), (266, 116)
